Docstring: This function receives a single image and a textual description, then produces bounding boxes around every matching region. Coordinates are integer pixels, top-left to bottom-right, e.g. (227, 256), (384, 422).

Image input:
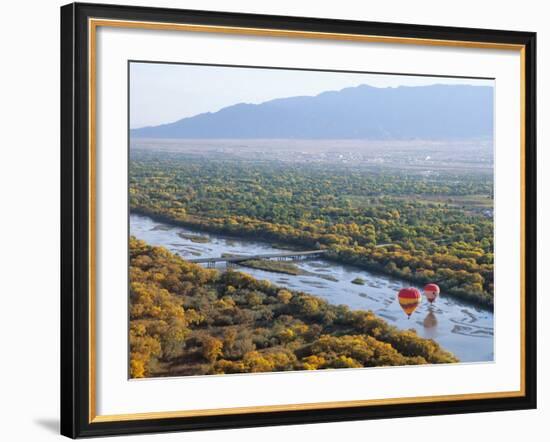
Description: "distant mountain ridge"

(131, 84), (493, 140)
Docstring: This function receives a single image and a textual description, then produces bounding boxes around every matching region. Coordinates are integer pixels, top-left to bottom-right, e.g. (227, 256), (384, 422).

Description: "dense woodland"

(130, 151), (494, 306)
(129, 237), (458, 378)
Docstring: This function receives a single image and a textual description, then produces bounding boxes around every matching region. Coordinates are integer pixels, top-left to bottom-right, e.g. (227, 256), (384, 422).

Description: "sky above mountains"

(130, 62), (493, 129)
(131, 83), (494, 140)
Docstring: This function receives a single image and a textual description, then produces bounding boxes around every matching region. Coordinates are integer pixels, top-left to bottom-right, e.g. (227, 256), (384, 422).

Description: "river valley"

(131, 213), (494, 363)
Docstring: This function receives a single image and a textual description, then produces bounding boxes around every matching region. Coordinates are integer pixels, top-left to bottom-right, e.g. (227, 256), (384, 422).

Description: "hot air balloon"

(424, 283), (440, 304)
(397, 287), (422, 318)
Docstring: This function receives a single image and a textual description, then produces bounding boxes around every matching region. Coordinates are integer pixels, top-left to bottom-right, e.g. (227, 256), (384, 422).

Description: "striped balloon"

(423, 283), (440, 304)
(398, 287), (422, 318)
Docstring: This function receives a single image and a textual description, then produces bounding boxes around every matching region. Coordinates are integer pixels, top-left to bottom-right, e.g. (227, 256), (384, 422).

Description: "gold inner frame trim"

(88, 17), (527, 424)
(90, 18), (525, 50)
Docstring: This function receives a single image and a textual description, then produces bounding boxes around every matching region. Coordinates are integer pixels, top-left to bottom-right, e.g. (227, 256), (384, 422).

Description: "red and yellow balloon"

(397, 287), (422, 318)
(423, 283), (440, 304)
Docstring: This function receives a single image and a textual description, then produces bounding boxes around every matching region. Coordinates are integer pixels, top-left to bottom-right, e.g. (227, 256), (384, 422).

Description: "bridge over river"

(187, 250), (328, 267)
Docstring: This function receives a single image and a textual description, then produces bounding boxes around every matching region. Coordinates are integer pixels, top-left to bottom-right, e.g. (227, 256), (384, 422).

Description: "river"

(131, 213), (494, 363)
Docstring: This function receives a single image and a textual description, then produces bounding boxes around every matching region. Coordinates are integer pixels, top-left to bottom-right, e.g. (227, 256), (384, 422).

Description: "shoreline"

(130, 208), (493, 311)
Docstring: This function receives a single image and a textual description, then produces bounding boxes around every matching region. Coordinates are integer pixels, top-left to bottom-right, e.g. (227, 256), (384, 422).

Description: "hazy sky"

(130, 62), (493, 129)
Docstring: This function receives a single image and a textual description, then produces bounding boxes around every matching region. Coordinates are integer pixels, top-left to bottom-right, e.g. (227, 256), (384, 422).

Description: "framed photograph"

(60, 2), (537, 438)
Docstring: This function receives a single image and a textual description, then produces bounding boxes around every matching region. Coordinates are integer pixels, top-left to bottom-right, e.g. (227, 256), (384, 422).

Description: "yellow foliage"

(130, 358), (146, 378)
(302, 355), (326, 370)
(201, 336), (224, 363)
(277, 289), (292, 304)
(243, 351), (275, 372)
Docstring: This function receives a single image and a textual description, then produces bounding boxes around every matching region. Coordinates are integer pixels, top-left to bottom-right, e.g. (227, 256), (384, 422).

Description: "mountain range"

(131, 84), (493, 140)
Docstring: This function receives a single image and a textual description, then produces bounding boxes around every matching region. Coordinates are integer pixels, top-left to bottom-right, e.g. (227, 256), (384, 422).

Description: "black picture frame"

(61, 2), (537, 438)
